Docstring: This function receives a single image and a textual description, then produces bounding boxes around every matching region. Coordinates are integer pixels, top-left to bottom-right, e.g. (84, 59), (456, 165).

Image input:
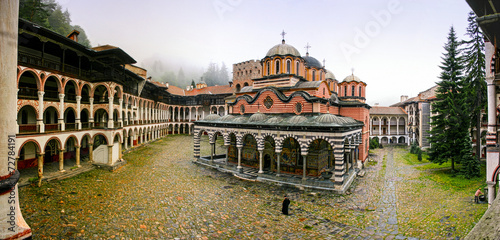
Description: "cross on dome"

(305, 42), (311, 56)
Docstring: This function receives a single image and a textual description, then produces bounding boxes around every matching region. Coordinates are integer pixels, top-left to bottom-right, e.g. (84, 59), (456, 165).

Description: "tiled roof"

(166, 85), (186, 96)
(370, 106), (406, 115)
(185, 85), (233, 96)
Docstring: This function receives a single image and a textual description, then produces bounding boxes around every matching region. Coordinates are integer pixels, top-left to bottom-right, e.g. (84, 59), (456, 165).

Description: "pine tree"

(462, 11), (486, 163)
(428, 26), (467, 172)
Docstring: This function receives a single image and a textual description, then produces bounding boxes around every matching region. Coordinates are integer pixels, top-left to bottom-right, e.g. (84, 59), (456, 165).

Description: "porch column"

(37, 153), (44, 187)
(302, 153), (308, 180)
(189, 109), (192, 122)
(58, 148), (65, 172)
(89, 142), (94, 162)
(388, 117), (391, 138)
(119, 141), (122, 160)
(108, 96), (114, 128)
(224, 144), (229, 165)
(89, 98), (94, 127)
(124, 136), (128, 150)
(210, 142), (215, 163)
(38, 91), (45, 133)
(486, 75), (498, 206)
(59, 94), (65, 131)
(276, 150), (282, 177)
(76, 145), (81, 167)
(369, 117), (372, 135)
(108, 145), (113, 165)
(118, 98), (123, 128)
(0, 2), (32, 236)
(194, 135), (200, 158)
(183, 107), (186, 121)
(396, 118), (399, 135)
(76, 96), (81, 130)
(237, 146), (243, 173)
(258, 149), (264, 174)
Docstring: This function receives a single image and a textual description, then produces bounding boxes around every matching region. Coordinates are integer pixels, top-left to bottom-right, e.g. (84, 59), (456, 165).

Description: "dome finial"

(305, 42), (311, 56)
(351, 67), (354, 76)
(281, 30), (287, 44)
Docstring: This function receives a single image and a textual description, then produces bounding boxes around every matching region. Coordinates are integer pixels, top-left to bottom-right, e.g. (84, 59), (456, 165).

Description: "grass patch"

(421, 164), (486, 192)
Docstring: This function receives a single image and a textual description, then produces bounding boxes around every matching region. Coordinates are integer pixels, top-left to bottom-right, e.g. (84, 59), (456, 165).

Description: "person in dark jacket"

(282, 195), (290, 215)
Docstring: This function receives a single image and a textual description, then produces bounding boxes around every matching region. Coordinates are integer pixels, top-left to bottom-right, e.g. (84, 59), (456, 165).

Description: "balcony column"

(183, 107), (186, 122)
(178, 107), (181, 122)
(118, 98), (123, 128)
(396, 118), (399, 135)
(378, 117), (381, 135)
(76, 96), (81, 130)
(388, 117), (391, 137)
(369, 117), (372, 135)
(89, 98), (94, 127)
(59, 93), (65, 131)
(108, 96), (114, 128)
(189, 108), (192, 122)
(38, 91), (45, 133)
(124, 103), (128, 125)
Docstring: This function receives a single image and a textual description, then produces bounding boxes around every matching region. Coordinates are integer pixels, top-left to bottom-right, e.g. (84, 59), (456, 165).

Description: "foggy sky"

(59, 0), (472, 106)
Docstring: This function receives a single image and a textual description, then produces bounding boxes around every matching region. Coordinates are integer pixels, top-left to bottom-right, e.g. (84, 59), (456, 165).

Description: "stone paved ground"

(18, 136), (485, 239)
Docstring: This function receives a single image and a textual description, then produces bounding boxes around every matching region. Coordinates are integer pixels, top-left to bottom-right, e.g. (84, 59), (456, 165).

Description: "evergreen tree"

(19, 0), (55, 28)
(191, 80), (196, 89)
(458, 132), (480, 178)
(428, 26), (467, 172)
(218, 62), (230, 85)
(72, 25), (92, 48)
(462, 11), (486, 163)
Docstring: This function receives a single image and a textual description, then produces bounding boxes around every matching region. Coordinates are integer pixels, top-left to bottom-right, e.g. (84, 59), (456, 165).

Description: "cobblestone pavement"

(18, 137), (481, 239)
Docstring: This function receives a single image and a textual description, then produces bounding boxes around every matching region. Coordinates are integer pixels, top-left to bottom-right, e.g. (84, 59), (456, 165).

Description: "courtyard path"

(18, 136), (484, 239)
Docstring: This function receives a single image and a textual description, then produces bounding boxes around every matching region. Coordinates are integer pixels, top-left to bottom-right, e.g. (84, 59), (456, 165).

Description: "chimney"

(400, 95), (408, 102)
(67, 30), (80, 42)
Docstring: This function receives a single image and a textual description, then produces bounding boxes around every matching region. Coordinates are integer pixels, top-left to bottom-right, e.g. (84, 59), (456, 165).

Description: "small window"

(295, 102), (302, 114)
(296, 61), (299, 75)
(286, 60), (291, 74)
(359, 86), (362, 97)
(275, 60), (280, 74)
(264, 96), (273, 109)
(351, 86), (355, 97)
(323, 88), (325, 95)
(240, 105), (245, 114)
(267, 62), (270, 75)
(312, 70), (316, 81)
(344, 86), (347, 96)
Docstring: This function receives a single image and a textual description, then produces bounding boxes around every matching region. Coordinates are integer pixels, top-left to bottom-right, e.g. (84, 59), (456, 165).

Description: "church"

(194, 35), (370, 192)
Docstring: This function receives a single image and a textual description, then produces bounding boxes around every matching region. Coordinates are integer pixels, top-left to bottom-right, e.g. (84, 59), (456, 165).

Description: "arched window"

(351, 85), (355, 96)
(286, 59), (291, 74)
(344, 86), (347, 96)
(359, 86), (362, 97)
(267, 61), (270, 75)
(275, 59), (280, 74)
(296, 61), (299, 75)
(312, 70), (316, 81)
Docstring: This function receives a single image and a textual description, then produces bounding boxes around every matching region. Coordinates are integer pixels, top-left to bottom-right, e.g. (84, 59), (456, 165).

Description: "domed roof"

(289, 115), (307, 124)
(303, 56), (323, 68)
(266, 41), (301, 57)
(266, 116), (283, 124)
(316, 113), (357, 125)
(204, 114), (221, 120)
(326, 70), (336, 80)
(343, 74), (361, 83)
(219, 115), (236, 122)
(249, 112), (268, 122)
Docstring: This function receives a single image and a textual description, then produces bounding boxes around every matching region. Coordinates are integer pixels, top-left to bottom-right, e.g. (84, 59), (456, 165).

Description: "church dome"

(326, 70), (336, 80)
(343, 74), (361, 83)
(266, 41), (301, 57)
(249, 112), (268, 122)
(266, 116), (283, 124)
(303, 56), (322, 68)
(204, 114), (221, 121)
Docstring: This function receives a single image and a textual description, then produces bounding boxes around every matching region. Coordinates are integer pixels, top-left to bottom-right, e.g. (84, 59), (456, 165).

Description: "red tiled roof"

(370, 106), (406, 115)
(184, 85), (233, 96)
(166, 85), (186, 96)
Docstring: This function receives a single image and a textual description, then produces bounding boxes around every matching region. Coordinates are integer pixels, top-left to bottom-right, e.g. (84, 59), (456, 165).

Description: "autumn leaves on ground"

(19, 135), (487, 239)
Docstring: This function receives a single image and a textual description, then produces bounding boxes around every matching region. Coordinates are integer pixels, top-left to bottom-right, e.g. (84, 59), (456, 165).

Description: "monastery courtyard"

(18, 135), (486, 240)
